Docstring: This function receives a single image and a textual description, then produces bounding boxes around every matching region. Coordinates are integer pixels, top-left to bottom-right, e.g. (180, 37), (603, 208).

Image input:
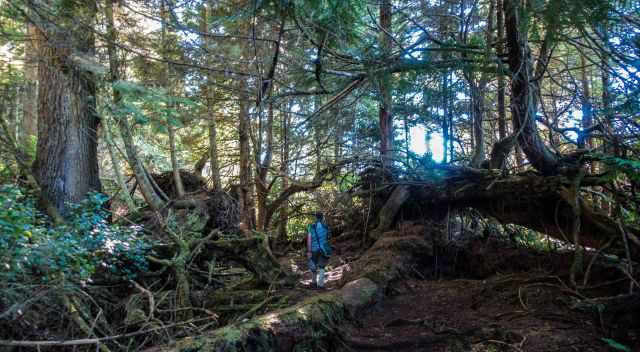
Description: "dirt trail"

(341, 276), (612, 351)
(284, 238), (631, 351)
(257, 225), (640, 352)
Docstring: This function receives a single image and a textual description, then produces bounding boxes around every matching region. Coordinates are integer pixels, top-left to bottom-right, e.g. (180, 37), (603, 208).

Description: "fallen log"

(157, 232), (432, 351)
(398, 171), (631, 249)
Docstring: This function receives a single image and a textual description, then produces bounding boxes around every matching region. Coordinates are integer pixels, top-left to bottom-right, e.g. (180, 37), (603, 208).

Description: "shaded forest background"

(0, 0), (639, 350)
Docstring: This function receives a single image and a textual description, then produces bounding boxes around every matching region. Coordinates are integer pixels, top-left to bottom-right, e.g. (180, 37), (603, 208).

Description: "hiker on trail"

(307, 212), (331, 289)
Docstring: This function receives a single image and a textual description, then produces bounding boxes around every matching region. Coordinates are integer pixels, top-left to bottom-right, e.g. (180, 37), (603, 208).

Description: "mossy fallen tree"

(383, 167), (636, 250)
(158, 232), (432, 351)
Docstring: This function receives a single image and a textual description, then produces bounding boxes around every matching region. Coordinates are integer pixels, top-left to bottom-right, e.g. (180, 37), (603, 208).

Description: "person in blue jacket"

(307, 212), (331, 288)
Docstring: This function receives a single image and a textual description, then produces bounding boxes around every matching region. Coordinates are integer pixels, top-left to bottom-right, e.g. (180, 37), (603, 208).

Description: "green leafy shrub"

(0, 185), (149, 286)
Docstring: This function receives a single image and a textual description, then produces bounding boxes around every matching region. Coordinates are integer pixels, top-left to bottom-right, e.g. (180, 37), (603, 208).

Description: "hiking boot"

(317, 268), (325, 288)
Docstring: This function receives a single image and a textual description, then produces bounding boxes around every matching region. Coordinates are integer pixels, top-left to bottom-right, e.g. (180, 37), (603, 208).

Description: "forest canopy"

(0, 0), (639, 350)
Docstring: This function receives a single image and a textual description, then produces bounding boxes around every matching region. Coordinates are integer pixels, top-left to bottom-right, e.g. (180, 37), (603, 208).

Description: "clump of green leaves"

(593, 154), (640, 182)
(0, 185), (149, 286)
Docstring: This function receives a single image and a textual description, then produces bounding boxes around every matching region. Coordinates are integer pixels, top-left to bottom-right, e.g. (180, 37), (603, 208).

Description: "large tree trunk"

(32, 1), (101, 216)
(504, 0), (559, 174)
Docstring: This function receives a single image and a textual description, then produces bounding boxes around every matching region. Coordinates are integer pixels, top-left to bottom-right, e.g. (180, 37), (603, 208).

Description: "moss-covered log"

(158, 231), (432, 352)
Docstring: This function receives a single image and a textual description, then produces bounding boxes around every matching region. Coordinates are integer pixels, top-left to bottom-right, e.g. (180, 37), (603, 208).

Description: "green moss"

(214, 325), (244, 344)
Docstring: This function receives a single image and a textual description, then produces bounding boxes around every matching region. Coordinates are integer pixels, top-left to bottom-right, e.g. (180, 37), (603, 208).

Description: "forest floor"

(276, 235), (626, 352)
(341, 276), (609, 351)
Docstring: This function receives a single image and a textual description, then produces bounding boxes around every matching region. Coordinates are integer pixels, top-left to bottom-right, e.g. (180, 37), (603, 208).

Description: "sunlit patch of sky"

(563, 109), (582, 141)
(411, 92), (423, 105)
(409, 125), (444, 162)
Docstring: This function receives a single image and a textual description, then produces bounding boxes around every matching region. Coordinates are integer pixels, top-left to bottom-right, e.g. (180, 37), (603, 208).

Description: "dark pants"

(309, 251), (328, 271)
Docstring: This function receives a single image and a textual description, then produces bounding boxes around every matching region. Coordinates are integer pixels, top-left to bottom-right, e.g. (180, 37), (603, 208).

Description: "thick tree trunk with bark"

(504, 0), (559, 174)
(32, 1), (101, 216)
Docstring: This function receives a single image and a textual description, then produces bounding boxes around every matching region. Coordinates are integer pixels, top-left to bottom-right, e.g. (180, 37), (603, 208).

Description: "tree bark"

(238, 79), (254, 229)
(496, 0), (507, 141)
(378, 0), (394, 170)
(255, 103), (274, 230)
(20, 23), (38, 151)
(503, 0), (559, 174)
(442, 73), (450, 163)
(32, 1), (101, 216)
(468, 0), (493, 168)
(276, 105), (290, 242)
(469, 82), (486, 167)
(370, 185), (410, 240)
